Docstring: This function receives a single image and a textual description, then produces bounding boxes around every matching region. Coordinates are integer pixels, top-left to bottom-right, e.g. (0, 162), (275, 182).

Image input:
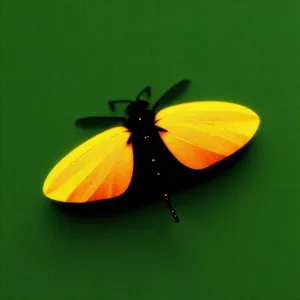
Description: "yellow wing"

(43, 126), (133, 203)
(155, 101), (260, 169)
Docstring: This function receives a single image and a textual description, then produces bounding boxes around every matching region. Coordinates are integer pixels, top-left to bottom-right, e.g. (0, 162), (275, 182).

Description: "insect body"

(42, 80), (260, 223)
(124, 106), (179, 221)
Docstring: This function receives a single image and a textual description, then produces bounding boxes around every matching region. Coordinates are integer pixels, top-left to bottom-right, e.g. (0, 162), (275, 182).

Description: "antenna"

(136, 86), (151, 101)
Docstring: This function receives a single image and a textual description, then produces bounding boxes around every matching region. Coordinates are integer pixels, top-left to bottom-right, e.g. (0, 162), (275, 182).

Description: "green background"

(1, 1), (300, 299)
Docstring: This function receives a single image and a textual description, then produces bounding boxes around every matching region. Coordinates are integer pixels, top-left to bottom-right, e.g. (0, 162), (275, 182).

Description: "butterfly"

(42, 79), (260, 223)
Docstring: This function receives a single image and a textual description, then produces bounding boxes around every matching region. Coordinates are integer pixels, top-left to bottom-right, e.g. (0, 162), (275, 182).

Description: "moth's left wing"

(43, 126), (133, 203)
(155, 101), (260, 170)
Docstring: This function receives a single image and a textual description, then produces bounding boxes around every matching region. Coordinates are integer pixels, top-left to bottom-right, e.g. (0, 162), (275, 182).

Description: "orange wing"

(155, 101), (260, 170)
(43, 126), (133, 203)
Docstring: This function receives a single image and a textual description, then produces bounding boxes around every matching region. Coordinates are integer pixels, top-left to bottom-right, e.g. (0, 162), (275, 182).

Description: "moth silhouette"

(42, 80), (260, 223)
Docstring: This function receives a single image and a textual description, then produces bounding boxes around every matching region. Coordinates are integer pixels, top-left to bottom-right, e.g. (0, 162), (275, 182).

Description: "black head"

(125, 100), (150, 117)
(125, 85), (151, 116)
(107, 79), (190, 117)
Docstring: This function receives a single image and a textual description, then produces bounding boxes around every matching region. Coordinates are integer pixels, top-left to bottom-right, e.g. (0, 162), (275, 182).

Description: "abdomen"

(129, 129), (170, 194)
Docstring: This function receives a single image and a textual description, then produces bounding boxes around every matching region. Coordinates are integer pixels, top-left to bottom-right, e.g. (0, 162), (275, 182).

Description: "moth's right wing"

(155, 101), (260, 170)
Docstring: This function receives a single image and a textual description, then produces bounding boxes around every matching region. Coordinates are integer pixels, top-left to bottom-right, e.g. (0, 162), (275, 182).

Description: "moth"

(42, 80), (260, 222)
